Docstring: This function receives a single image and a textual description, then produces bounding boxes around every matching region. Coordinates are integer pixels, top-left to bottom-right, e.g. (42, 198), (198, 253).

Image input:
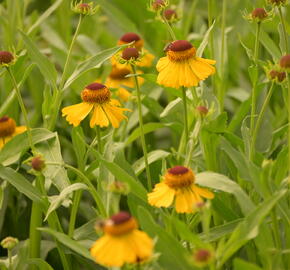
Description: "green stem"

(131, 65), (152, 191)
(288, 75), (290, 177)
(182, 87), (189, 142)
(278, 7), (289, 54)
(29, 175), (43, 268)
(68, 190), (82, 238)
(218, 0), (227, 110)
(250, 82), (275, 160)
(254, 23), (261, 62)
(271, 209), (281, 249)
(162, 15), (177, 40)
(208, 0), (215, 59)
(60, 14), (83, 89)
(8, 249), (12, 270)
(6, 67), (35, 153)
(96, 126), (102, 153)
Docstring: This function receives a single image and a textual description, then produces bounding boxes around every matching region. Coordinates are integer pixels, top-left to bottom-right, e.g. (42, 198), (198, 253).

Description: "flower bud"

(0, 51), (14, 65)
(193, 248), (214, 267)
(108, 181), (130, 195)
(279, 54), (290, 71)
(71, 1), (99, 15)
(31, 156), (45, 172)
(269, 69), (286, 82)
(163, 9), (178, 21)
(1, 237), (19, 250)
(152, 0), (166, 10)
(251, 8), (268, 21)
(268, 0), (286, 6)
(196, 106), (208, 116)
(122, 48), (139, 61)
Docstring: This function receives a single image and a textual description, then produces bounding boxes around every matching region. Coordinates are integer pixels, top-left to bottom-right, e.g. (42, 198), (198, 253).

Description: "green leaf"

(95, 152), (147, 201)
(133, 150), (170, 175)
(71, 127), (87, 169)
(27, 0), (64, 34)
(63, 44), (129, 89)
(20, 30), (57, 86)
(25, 259), (54, 270)
(0, 166), (44, 204)
(218, 189), (287, 267)
(196, 20), (216, 57)
(195, 172), (255, 215)
(126, 122), (169, 146)
(234, 258), (262, 270)
(45, 183), (88, 221)
(38, 227), (94, 261)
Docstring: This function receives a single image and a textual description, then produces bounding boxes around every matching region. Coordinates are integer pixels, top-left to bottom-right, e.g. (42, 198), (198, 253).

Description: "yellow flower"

(62, 83), (130, 128)
(106, 66), (144, 102)
(112, 32), (154, 68)
(0, 116), (26, 149)
(156, 40), (216, 89)
(90, 211), (153, 267)
(148, 166), (214, 213)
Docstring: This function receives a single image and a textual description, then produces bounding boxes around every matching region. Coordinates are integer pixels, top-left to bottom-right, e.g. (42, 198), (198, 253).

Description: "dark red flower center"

(164, 9), (177, 20)
(168, 166), (189, 175)
(122, 48), (139, 60)
(0, 51), (14, 64)
(280, 54), (290, 69)
(169, 40), (193, 52)
(86, 83), (106, 90)
(110, 211), (131, 225)
(251, 8), (267, 19)
(195, 249), (211, 262)
(0, 116), (9, 122)
(120, 33), (141, 43)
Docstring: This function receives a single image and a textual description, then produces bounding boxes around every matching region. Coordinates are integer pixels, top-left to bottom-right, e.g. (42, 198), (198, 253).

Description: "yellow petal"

(117, 88), (131, 102)
(189, 58), (215, 80)
(194, 185), (214, 199)
(129, 230), (153, 260)
(14, 126), (27, 135)
(138, 51), (154, 67)
(62, 102), (93, 127)
(90, 105), (109, 128)
(156, 57), (170, 72)
(148, 182), (175, 207)
(197, 57), (216, 65)
(175, 188), (196, 213)
(103, 103), (129, 128)
(0, 138), (4, 149)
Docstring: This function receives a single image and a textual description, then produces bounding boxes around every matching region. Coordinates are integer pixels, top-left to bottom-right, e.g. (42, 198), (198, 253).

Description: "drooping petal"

(129, 230), (153, 260)
(194, 185), (214, 199)
(102, 103), (130, 128)
(148, 182), (175, 207)
(189, 58), (215, 81)
(14, 126), (27, 135)
(62, 102), (93, 127)
(90, 105), (109, 128)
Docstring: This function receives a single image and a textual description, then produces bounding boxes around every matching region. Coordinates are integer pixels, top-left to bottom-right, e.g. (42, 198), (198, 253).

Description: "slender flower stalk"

(250, 82), (275, 160)
(278, 7), (289, 54)
(29, 175), (44, 270)
(182, 87), (189, 142)
(96, 126), (102, 153)
(6, 67), (35, 152)
(288, 75), (290, 175)
(162, 14), (177, 40)
(60, 14), (83, 88)
(131, 65), (152, 191)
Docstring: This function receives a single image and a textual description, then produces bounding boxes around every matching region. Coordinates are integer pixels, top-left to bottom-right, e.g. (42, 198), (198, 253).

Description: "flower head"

(31, 155), (46, 172)
(148, 166), (214, 213)
(112, 33), (154, 68)
(251, 8), (268, 21)
(196, 106), (209, 116)
(268, 0), (287, 6)
(156, 40), (216, 89)
(106, 67), (144, 102)
(269, 69), (286, 83)
(0, 116), (26, 149)
(1, 237), (18, 250)
(163, 9), (178, 22)
(90, 211), (153, 267)
(150, 0), (168, 11)
(193, 248), (214, 268)
(280, 54), (290, 72)
(62, 83), (130, 128)
(71, 1), (99, 15)
(0, 51), (14, 66)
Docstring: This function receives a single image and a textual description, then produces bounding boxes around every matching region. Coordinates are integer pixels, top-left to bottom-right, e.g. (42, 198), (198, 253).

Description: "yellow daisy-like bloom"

(90, 211), (153, 267)
(0, 116), (26, 149)
(106, 66), (144, 102)
(62, 83), (130, 128)
(148, 166), (214, 213)
(156, 40), (216, 89)
(112, 32), (154, 68)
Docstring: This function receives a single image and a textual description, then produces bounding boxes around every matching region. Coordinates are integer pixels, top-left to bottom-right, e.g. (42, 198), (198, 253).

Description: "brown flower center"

(81, 83), (111, 103)
(280, 54), (290, 69)
(109, 68), (131, 80)
(164, 166), (195, 189)
(0, 51), (14, 64)
(164, 9), (177, 20)
(251, 8), (268, 20)
(194, 249), (211, 263)
(103, 212), (138, 236)
(167, 40), (196, 61)
(0, 116), (16, 137)
(118, 33), (144, 50)
(122, 48), (139, 60)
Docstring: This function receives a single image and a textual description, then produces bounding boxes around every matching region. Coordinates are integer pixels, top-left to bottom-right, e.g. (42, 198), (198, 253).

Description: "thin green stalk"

(182, 87), (189, 142)
(250, 82), (275, 160)
(162, 15), (177, 40)
(29, 175), (43, 268)
(288, 75), (290, 176)
(6, 67), (35, 153)
(8, 249), (12, 270)
(208, 0), (215, 59)
(96, 126), (102, 153)
(278, 7), (289, 54)
(60, 14), (83, 88)
(68, 190), (82, 238)
(271, 210), (282, 249)
(131, 65), (152, 191)
(249, 23), (261, 145)
(218, 0), (227, 110)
